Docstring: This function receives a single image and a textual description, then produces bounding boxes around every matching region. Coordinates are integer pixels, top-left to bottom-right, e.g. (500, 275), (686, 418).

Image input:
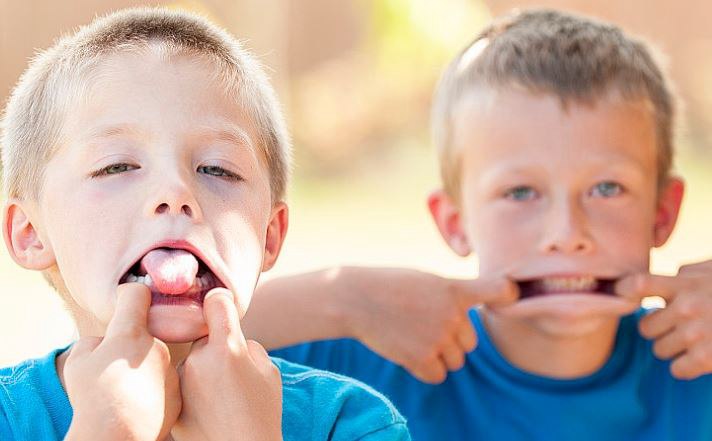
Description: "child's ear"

(428, 189), (472, 257)
(653, 177), (685, 247)
(2, 200), (55, 270)
(261, 202), (289, 271)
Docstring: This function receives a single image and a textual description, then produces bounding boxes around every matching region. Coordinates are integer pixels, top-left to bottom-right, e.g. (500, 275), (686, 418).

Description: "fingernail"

(204, 287), (235, 303)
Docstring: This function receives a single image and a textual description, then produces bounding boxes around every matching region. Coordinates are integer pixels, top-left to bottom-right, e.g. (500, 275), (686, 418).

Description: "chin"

(147, 304), (208, 343)
(527, 313), (614, 338)
(491, 293), (640, 336)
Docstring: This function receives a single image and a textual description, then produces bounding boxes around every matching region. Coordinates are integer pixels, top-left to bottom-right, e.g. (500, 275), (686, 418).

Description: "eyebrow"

(80, 123), (254, 149)
(81, 123), (147, 143)
(193, 124), (254, 149)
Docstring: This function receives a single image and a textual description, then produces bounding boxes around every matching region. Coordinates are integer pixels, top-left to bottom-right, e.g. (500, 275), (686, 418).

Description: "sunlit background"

(1, 0), (711, 366)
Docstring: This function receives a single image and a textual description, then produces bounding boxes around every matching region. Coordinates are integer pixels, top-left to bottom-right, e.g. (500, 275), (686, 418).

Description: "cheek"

(590, 203), (656, 248)
(467, 203), (544, 271)
(211, 204), (269, 313)
(41, 186), (128, 321)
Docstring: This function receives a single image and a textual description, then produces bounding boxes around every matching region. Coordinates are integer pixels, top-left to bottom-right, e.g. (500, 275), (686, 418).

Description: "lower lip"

(150, 291), (207, 307)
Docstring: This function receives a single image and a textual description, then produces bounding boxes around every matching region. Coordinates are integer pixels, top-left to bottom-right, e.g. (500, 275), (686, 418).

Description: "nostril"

(156, 203), (169, 214)
(182, 205), (192, 217)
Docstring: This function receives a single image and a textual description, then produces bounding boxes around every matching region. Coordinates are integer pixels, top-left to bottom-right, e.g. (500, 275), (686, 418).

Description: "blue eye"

(197, 165), (242, 181)
(504, 186), (538, 201)
(90, 163), (138, 178)
(590, 181), (623, 198)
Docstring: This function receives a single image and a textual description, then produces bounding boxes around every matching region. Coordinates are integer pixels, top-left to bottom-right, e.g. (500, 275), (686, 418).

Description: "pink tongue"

(140, 249), (199, 295)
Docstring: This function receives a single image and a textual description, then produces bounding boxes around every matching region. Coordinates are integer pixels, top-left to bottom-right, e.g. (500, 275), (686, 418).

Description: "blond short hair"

(431, 9), (675, 200)
(1, 7), (291, 203)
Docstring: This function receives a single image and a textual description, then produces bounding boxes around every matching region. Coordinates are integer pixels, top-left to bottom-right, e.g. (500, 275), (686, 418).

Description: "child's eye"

(590, 181), (624, 198)
(90, 163), (139, 178)
(197, 165), (242, 181)
(504, 186), (538, 201)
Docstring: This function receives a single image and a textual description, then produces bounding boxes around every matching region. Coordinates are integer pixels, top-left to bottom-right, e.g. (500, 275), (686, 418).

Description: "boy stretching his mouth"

(0, 8), (409, 441)
(254, 9), (712, 440)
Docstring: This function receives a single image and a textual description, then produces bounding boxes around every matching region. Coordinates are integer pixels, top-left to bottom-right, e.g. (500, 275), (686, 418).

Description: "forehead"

(61, 50), (256, 149)
(452, 87), (658, 177)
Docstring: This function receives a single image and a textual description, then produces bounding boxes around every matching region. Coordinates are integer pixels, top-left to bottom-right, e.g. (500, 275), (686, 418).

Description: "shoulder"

(0, 356), (43, 440)
(0, 356), (41, 407)
(0, 347), (73, 440)
(273, 357), (410, 441)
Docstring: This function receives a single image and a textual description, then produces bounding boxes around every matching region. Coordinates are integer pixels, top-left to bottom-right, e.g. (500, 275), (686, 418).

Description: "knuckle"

(652, 341), (669, 359)
(682, 325), (703, 345)
(416, 351), (440, 371)
(670, 361), (693, 380)
(247, 340), (269, 360)
(692, 346), (712, 366)
(449, 354), (465, 371)
(444, 314), (462, 332)
(118, 323), (145, 340)
(674, 297), (699, 319)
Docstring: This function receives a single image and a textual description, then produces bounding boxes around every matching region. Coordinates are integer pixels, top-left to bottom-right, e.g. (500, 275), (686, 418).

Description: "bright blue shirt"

(0, 346), (410, 440)
(272, 308), (712, 440)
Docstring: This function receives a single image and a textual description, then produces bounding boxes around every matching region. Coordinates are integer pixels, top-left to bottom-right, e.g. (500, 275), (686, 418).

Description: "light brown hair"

(432, 9), (675, 200)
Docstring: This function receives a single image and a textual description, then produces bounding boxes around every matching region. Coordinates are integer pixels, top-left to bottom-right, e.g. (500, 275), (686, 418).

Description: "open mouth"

(516, 276), (617, 299)
(119, 246), (226, 306)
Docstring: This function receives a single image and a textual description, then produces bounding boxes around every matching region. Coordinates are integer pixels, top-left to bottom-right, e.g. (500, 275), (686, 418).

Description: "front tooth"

(542, 277), (596, 292)
(135, 276), (145, 284)
(143, 274), (153, 287)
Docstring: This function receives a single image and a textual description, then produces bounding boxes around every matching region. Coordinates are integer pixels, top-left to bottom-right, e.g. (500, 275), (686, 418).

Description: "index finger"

(202, 287), (247, 349)
(105, 282), (152, 340)
(451, 277), (519, 308)
(615, 273), (694, 302)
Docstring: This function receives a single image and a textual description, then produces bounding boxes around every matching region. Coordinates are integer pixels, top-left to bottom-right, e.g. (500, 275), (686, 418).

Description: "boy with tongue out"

(0, 8), (410, 441)
(246, 9), (712, 440)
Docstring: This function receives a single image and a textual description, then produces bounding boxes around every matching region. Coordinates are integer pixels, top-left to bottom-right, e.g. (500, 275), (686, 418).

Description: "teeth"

(124, 270), (219, 292)
(540, 276), (596, 293)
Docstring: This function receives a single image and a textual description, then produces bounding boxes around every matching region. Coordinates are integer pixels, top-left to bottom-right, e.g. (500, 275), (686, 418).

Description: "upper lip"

(118, 239), (228, 290)
(512, 272), (620, 282)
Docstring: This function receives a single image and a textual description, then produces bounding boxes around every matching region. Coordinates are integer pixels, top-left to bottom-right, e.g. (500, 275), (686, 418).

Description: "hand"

(63, 283), (181, 441)
(339, 267), (518, 384)
(171, 288), (282, 441)
(616, 260), (712, 380)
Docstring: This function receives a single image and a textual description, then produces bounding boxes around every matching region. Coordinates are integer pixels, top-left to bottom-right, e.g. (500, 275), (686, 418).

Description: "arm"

(243, 268), (351, 349)
(244, 266), (517, 383)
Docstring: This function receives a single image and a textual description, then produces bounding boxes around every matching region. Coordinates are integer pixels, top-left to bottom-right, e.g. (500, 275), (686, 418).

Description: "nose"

(146, 172), (203, 222)
(539, 196), (594, 255)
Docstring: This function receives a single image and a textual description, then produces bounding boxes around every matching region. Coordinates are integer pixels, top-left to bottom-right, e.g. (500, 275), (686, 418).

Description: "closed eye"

(197, 165), (242, 182)
(90, 163), (139, 178)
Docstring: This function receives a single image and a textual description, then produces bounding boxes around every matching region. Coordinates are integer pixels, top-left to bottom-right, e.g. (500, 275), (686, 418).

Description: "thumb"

(105, 282), (152, 340)
(202, 288), (247, 349)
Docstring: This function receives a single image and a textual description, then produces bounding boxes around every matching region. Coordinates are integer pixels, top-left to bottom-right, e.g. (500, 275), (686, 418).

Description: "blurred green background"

(1, 0), (711, 365)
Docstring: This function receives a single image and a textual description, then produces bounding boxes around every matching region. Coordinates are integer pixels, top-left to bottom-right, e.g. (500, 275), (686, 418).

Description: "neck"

(480, 309), (620, 379)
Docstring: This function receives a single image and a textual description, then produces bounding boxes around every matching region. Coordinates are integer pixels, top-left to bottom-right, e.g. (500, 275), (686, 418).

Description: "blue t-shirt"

(272, 308), (712, 440)
(0, 346), (410, 440)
